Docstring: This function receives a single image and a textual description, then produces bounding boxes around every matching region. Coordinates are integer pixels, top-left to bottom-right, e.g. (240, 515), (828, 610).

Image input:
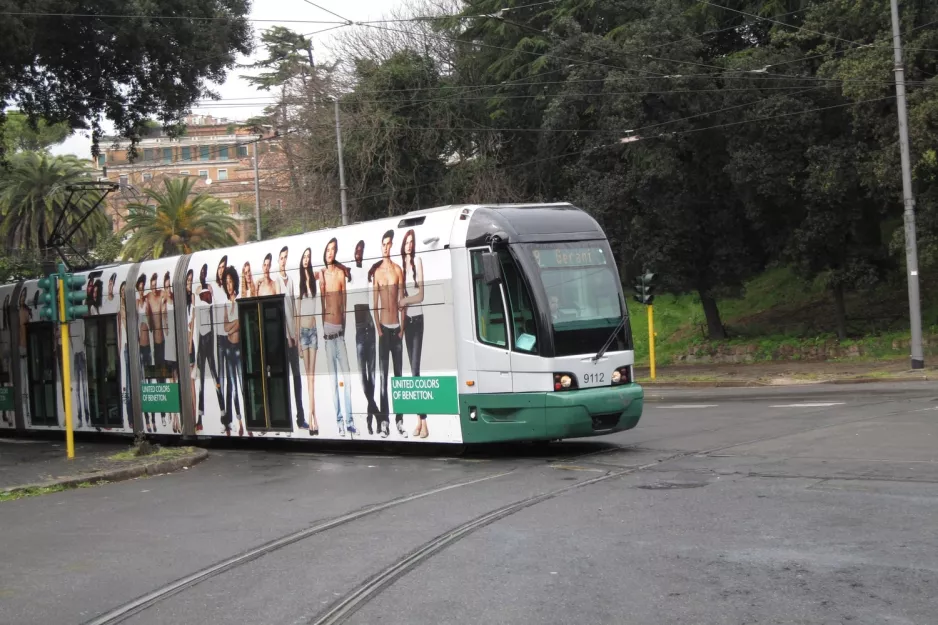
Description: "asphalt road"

(2, 381), (937, 625)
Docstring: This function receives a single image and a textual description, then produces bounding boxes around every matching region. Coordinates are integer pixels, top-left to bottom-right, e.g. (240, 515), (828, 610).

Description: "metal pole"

(57, 277), (75, 459)
(890, 0), (924, 369)
(647, 305), (656, 380)
(252, 142), (262, 241)
(334, 99), (349, 226)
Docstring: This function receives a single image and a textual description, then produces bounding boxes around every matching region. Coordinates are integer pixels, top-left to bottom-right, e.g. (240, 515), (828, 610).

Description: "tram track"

(81, 442), (642, 625)
(81, 471), (512, 625)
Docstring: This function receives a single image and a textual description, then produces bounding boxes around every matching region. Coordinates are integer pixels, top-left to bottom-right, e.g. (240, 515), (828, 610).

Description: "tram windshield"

(516, 242), (629, 357)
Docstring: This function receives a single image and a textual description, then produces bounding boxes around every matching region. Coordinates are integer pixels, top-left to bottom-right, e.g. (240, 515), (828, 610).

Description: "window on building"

(143, 148), (154, 162)
(470, 250), (508, 348)
(198, 170), (208, 179)
(276, 199), (283, 209)
(200, 146), (211, 161)
(219, 146), (229, 160)
(162, 148), (172, 163)
(119, 175), (128, 189)
(238, 145), (249, 157)
(217, 169), (228, 181)
(265, 199), (271, 209)
(179, 170), (190, 176)
(181, 146), (191, 161)
(143, 173), (152, 183)
(97, 154), (105, 167)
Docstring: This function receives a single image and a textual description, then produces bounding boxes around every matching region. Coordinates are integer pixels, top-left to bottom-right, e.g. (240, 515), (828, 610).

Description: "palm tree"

(120, 177), (238, 261)
(0, 152), (109, 250)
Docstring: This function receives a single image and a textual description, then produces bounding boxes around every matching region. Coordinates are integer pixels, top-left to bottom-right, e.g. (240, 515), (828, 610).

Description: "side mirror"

(481, 252), (502, 285)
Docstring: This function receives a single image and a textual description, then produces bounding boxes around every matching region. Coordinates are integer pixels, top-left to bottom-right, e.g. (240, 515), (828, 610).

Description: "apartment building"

(95, 115), (289, 242)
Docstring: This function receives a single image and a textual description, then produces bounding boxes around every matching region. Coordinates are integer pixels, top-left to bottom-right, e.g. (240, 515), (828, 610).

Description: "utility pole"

(252, 141), (262, 241)
(890, 0), (924, 369)
(334, 98), (349, 226)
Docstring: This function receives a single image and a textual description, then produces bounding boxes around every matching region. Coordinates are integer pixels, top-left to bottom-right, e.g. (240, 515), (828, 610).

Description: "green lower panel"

(459, 384), (644, 443)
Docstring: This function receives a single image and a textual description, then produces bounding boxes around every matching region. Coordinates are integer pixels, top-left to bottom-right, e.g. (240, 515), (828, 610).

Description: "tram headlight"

(611, 366), (631, 385)
(553, 373), (577, 391)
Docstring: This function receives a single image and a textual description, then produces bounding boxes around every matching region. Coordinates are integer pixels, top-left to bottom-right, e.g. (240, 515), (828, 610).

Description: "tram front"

(462, 203), (643, 442)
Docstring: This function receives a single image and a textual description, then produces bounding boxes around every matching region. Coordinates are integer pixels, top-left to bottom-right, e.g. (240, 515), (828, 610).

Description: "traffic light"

(63, 273), (88, 321)
(632, 272), (656, 305)
(37, 275), (59, 321)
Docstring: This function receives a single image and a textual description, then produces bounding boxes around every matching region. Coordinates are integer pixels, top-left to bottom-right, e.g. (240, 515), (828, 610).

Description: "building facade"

(94, 115), (289, 243)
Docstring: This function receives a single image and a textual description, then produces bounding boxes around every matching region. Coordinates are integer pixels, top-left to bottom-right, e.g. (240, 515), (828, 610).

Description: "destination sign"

(533, 247), (607, 269)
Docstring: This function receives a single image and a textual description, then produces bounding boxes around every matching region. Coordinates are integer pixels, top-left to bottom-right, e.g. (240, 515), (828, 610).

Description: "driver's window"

(497, 251), (538, 354)
(470, 250), (507, 347)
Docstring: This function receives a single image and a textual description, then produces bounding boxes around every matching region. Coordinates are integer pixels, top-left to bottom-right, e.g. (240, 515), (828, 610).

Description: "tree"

(120, 177), (238, 261)
(0, 0), (253, 159)
(0, 152), (109, 251)
(1, 111), (70, 154)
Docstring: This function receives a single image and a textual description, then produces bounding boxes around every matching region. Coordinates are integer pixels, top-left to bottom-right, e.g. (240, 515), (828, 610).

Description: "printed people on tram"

(17, 289), (29, 420)
(256, 253), (280, 296)
(70, 308), (89, 428)
(0, 294), (10, 425)
(222, 265), (244, 436)
(119, 281), (132, 428)
(320, 237), (356, 436)
(298, 247), (319, 436)
(372, 229), (407, 438)
(399, 229), (428, 439)
(353, 240), (380, 435)
(106, 273), (117, 312)
(184, 270), (198, 425)
(162, 271), (180, 434)
(90, 279), (104, 316)
(195, 263), (225, 432)
(278, 246), (307, 429)
(136, 275), (156, 432)
(146, 272), (166, 427)
(241, 261), (256, 299)
(214, 256), (228, 404)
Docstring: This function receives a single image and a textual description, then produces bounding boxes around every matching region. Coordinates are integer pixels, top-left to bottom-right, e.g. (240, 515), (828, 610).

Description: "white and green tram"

(0, 203), (643, 444)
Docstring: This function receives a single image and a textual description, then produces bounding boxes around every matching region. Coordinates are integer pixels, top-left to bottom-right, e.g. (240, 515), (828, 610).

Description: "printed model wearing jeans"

(372, 229), (407, 438)
(399, 229), (429, 438)
(135, 275), (156, 432)
(195, 263), (225, 431)
(222, 266), (243, 436)
(355, 240), (380, 435)
(277, 245), (307, 430)
(298, 248), (319, 436)
(320, 238), (355, 436)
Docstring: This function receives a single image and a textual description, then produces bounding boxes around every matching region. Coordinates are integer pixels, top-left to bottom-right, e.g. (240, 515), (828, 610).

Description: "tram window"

(471, 250), (507, 347)
(497, 251), (538, 354)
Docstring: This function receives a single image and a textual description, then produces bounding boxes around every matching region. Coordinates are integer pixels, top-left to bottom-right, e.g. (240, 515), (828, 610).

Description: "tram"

(0, 203), (643, 444)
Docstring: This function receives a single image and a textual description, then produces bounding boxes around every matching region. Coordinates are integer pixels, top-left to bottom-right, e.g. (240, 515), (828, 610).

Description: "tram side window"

(470, 250), (507, 347)
(497, 251), (538, 354)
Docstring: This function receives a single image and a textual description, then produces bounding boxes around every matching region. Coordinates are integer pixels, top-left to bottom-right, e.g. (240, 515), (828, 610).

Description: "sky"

(50, 0), (402, 159)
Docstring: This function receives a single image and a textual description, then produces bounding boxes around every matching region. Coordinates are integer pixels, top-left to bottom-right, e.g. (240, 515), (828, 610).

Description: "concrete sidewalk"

(0, 437), (207, 493)
(635, 358), (934, 387)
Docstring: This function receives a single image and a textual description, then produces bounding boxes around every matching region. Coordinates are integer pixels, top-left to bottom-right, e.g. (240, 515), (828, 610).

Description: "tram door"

(85, 316), (122, 428)
(240, 299), (291, 431)
(26, 323), (57, 426)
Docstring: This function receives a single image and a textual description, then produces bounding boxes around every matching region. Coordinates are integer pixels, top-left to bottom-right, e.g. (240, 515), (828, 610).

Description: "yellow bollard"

(648, 304), (656, 380)
(57, 278), (75, 460)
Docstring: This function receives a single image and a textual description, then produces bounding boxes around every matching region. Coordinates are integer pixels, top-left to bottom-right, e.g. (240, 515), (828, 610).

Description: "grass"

(0, 481), (100, 503)
(627, 266), (938, 366)
(108, 445), (197, 462)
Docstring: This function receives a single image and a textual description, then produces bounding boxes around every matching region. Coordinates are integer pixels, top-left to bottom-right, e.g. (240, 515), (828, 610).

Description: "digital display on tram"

(532, 247), (607, 269)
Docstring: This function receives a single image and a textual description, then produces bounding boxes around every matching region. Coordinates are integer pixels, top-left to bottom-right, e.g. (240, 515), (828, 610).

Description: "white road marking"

(657, 404), (719, 409)
(769, 402), (846, 408)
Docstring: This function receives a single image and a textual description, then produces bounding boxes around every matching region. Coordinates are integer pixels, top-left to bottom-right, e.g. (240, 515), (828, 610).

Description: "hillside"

(626, 267), (938, 366)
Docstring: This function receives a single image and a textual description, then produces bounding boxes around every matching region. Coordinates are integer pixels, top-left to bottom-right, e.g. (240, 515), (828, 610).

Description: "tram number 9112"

(581, 372), (605, 385)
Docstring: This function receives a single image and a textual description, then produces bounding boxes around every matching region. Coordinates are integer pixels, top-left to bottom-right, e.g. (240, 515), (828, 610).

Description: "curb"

(1, 448), (209, 496)
(638, 374), (931, 389)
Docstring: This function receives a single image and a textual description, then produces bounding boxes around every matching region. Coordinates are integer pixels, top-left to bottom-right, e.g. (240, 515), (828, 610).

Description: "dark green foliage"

(0, 0), (253, 158)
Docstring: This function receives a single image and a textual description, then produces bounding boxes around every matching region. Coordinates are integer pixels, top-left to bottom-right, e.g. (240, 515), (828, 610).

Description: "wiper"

(591, 315), (627, 363)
